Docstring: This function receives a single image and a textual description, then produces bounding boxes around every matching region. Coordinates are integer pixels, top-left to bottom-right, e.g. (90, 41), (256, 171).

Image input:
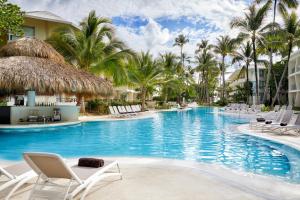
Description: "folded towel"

(78, 158), (104, 168)
(280, 123), (287, 126)
(256, 118), (265, 122)
(265, 121), (272, 124)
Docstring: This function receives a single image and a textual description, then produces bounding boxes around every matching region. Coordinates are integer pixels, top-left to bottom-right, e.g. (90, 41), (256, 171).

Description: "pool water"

(1, 107), (300, 183)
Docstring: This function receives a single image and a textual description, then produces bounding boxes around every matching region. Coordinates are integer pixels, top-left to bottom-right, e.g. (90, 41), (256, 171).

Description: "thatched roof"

(0, 38), (112, 96)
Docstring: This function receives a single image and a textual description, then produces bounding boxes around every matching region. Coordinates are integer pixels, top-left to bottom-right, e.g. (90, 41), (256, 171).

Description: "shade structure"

(0, 38), (112, 96)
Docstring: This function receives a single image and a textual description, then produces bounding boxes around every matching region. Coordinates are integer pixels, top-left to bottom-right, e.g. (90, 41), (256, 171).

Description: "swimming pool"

(1, 107), (300, 183)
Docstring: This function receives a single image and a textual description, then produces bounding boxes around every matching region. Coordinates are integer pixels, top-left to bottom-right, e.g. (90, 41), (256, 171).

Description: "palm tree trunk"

(180, 46), (184, 69)
(222, 56), (226, 99)
(271, 43), (292, 107)
(246, 60), (250, 104)
(262, 50), (273, 104)
(141, 87), (147, 112)
(252, 36), (260, 105)
(271, 68), (280, 103)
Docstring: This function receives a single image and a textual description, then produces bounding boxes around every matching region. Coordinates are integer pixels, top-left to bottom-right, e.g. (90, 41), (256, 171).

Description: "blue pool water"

(1, 107), (300, 183)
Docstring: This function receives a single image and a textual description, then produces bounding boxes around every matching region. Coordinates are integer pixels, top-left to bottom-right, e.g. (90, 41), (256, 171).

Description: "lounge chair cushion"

(78, 158), (104, 168)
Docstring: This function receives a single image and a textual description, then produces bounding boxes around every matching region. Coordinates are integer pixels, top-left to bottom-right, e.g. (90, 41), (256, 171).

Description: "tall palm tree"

(195, 44), (217, 103)
(159, 52), (180, 102)
(47, 10), (134, 112)
(214, 35), (236, 99)
(174, 34), (189, 70)
(257, 32), (284, 103)
(231, 2), (271, 104)
(232, 42), (253, 104)
(256, 0), (298, 104)
(47, 10), (134, 86)
(272, 11), (300, 106)
(128, 52), (165, 111)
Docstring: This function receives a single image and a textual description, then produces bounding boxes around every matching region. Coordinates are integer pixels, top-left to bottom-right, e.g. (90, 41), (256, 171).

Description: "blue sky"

(11, 0), (255, 58)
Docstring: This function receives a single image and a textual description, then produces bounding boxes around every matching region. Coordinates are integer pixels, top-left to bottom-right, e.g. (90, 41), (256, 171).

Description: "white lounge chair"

(261, 110), (293, 132)
(125, 106), (137, 115)
(108, 106), (122, 118)
(23, 152), (122, 200)
(250, 107), (286, 129)
(270, 113), (300, 135)
(0, 162), (36, 200)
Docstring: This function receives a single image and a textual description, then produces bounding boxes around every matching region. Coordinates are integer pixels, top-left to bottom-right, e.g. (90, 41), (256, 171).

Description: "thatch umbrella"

(0, 38), (112, 97)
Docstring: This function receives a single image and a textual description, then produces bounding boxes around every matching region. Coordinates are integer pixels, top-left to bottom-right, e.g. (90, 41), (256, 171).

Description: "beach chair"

(108, 106), (122, 118)
(273, 105), (280, 112)
(287, 105), (293, 110)
(125, 106), (137, 115)
(0, 162), (36, 200)
(261, 110), (293, 132)
(270, 113), (300, 135)
(135, 105), (142, 112)
(23, 152), (122, 200)
(250, 107), (286, 129)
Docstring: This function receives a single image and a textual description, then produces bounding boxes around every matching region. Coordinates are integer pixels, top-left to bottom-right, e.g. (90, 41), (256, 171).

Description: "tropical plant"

(174, 34), (189, 70)
(232, 41), (253, 104)
(271, 11), (300, 106)
(195, 40), (218, 103)
(214, 35), (236, 99)
(127, 52), (166, 111)
(47, 10), (134, 86)
(231, 2), (271, 104)
(256, 0), (298, 104)
(0, 0), (24, 44)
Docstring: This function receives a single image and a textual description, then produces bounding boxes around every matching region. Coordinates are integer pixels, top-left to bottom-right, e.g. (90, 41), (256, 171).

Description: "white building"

(227, 64), (266, 104)
(288, 50), (300, 107)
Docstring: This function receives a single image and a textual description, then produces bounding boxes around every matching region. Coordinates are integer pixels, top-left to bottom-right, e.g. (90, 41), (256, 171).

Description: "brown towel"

(78, 158), (104, 168)
(280, 123), (287, 126)
(256, 118), (265, 122)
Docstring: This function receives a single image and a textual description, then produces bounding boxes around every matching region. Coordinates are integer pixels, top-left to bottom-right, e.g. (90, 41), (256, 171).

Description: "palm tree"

(214, 35), (236, 99)
(232, 42), (253, 104)
(257, 32), (284, 103)
(128, 52), (165, 111)
(47, 10), (134, 112)
(256, 0), (298, 104)
(271, 11), (300, 106)
(256, 0), (298, 22)
(231, 2), (271, 104)
(47, 10), (134, 86)
(195, 40), (216, 103)
(174, 34), (189, 70)
(159, 52), (180, 102)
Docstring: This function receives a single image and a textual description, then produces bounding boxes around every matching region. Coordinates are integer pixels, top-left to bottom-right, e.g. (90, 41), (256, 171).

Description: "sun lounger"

(0, 162), (36, 200)
(108, 106), (122, 118)
(273, 105), (280, 112)
(261, 110), (293, 132)
(125, 105), (136, 114)
(23, 152), (122, 200)
(269, 113), (300, 135)
(250, 107), (286, 128)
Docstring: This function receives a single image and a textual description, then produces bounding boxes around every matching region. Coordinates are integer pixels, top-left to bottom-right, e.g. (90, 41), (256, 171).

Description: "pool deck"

(1, 157), (300, 200)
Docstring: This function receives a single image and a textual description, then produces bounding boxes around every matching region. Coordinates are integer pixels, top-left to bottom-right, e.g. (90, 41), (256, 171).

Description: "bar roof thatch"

(0, 38), (112, 96)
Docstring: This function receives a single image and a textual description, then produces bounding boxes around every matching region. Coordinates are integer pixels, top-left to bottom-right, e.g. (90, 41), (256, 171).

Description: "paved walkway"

(1, 158), (300, 200)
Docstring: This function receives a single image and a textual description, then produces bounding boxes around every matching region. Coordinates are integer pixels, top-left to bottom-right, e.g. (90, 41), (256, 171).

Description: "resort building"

(227, 64), (266, 104)
(4, 11), (78, 43)
(288, 49), (300, 107)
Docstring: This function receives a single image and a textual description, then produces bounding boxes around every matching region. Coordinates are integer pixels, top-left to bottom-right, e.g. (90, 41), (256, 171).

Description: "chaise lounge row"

(109, 105), (142, 117)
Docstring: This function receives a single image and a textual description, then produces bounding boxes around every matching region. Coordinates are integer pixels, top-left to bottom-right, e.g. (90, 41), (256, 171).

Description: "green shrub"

(261, 105), (270, 112)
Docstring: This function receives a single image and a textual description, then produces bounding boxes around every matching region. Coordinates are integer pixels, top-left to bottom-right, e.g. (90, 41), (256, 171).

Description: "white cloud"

(9, 0), (253, 58)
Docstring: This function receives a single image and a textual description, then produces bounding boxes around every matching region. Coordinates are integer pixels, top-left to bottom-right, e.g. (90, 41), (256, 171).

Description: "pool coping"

(237, 124), (300, 152)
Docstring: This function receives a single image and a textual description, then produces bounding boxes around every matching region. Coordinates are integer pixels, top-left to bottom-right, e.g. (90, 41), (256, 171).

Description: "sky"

(11, 0), (252, 58)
